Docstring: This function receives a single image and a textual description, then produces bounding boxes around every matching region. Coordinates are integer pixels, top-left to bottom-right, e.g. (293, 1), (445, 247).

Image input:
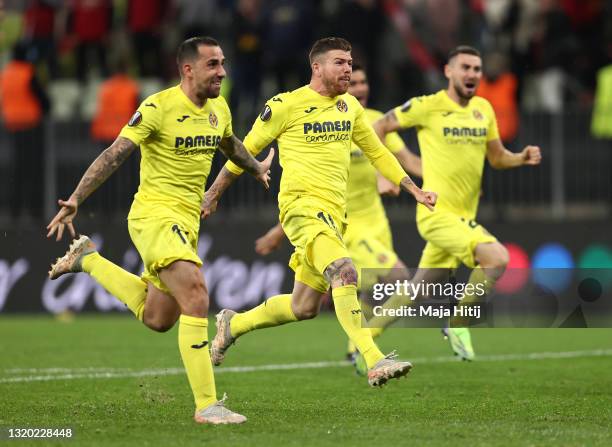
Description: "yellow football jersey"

(225, 85), (406, 219)
(346, 108), (404, 221)
(393, 90), (499, 220)
(120, 85), (233, 224)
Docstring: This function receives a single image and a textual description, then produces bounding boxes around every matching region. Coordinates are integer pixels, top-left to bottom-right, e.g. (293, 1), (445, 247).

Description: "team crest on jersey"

(209, 112), (218, 128)
(128, 111), (142, 127)
(377, 254), (388, 264)
(260, 104), (272, 121)
(473, 109), (483, 121)
(336, 99), (348, 113)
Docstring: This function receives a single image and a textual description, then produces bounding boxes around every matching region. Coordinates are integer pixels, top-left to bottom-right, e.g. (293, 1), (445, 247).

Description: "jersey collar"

(305, 85), (341, 102)
(176, 85), (209, 114)
(441, 89), (472, 111)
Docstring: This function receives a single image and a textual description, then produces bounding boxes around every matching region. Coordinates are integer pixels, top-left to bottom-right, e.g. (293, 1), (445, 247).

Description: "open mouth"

(464, 81), (476, 90)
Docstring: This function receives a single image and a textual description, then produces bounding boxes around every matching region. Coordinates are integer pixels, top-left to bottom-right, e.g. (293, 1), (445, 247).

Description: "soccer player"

(373, 45), (542, 360)
(253, 64), (423, 373)
(202, 37), (437, 386)
(46, 37), (274, 424)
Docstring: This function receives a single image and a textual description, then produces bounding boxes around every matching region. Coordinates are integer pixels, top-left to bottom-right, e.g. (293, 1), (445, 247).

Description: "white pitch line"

(1, 349), (612, 384)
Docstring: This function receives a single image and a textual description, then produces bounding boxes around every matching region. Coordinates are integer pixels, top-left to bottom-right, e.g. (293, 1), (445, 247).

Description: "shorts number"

(171, 224), (187, 244)
(317, 211), (342, 241)
(358, 239), (373, 253)
(460, 217), (478, 229)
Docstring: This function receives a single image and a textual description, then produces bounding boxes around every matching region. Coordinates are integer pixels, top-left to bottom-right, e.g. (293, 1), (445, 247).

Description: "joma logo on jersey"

(443, 127), (487, 137)
(175, 135), (222, 149)
(303, 120), (351, 134)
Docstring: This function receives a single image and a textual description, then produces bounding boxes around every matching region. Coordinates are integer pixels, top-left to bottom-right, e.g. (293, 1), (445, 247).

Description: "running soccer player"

(203, 37), (437, 386)
(253, 64), (423, 374)
(373, 45), (542, 360)
(46, 37), (274, 424)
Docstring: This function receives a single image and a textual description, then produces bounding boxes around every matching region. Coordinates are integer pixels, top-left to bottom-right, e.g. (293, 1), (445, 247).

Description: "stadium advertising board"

(1, 220), (611, 319)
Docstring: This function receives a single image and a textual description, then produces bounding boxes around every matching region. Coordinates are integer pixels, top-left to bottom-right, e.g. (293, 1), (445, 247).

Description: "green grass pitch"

(1, 314), (611, 446)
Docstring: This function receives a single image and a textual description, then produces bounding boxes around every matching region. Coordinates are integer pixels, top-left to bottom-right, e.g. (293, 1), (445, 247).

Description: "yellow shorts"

(128, 215), (202, 294)
(345, 217), (398, 290)
(417, 211), (497, 269)
(282, 204), (350, 293)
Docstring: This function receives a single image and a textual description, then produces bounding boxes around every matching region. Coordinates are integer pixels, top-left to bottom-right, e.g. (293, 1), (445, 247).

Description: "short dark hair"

(448, 45), (481, 62)
(176, 36), (220, 68)
(309, 37), (352, 64)
(352, 63), (366, 73)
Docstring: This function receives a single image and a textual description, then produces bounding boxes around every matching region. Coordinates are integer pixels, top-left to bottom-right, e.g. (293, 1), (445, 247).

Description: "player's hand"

(377, 175), (400, 197)
(412, 188), (437, 212)
(255, 231), (283, 255)
(522, 145), (541, 165)
(200, 191), (218, 220)
(255, 148), (275, 189)
(46, 197), (78, 241)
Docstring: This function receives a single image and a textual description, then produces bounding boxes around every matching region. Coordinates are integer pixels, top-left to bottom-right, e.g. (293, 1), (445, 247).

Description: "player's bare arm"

(373, 110), (401, 141)
(399, 176), (437, 211)
(255, 222), (286, 256)
(219, 135), (274, 188)
(377, 173), (400, 197)
(486, 139), (542, 169)
(395, 148), (422, 178)
(46, 136), (137, 241)
(200, 167), (238, 219)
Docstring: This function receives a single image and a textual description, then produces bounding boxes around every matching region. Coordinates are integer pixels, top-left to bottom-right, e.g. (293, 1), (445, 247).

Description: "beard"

(324, 76), (348, 96)
(197, 79), (222, 100)
(453, 79), (476, 100)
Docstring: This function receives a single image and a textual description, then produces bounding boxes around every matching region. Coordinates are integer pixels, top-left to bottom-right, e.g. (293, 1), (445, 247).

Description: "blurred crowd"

(0, 1), (610, 111)
(1, 0), (612, 220)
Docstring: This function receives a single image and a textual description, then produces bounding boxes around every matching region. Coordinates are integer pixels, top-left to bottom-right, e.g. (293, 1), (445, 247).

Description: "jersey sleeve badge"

(128, 111), (142, 127)
(260, 104), (272, 121)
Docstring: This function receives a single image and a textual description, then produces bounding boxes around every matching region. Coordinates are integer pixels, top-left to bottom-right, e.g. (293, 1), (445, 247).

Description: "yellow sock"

(347, 339), (356, 354)
(370, 327), (383, 338)
(178, 315), (216, 411)
(332, 285), (384, 368)
(348, 327), (382, 354)
(82, 252), (146, 321)
(230, 294), (297, 338)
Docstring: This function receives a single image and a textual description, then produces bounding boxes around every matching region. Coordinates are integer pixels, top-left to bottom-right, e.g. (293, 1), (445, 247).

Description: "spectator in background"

(91, 60), (139, 144)
(90, 58), (140, 213)
(262, 0), (314, 92)
(230, 0), (263, 127)
(175, 0), (219, 41)
(591, 43), (612, 139)
(525, 0), (578, 112)
(478, 51), (519, 145)
(22, 0), (59, 79)
(0, 41), (50, 219)
(331, 0), (386, 103)
(68, 0), (112, 82)
(127, 0), (169, 78)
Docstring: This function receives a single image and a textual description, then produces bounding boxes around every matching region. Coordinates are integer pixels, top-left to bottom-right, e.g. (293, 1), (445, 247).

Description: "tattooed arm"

(372, 110), (402, 142)
(200, 166), (238, 220)
(219, 135), (274, 189)
(46, 136), (137, 240)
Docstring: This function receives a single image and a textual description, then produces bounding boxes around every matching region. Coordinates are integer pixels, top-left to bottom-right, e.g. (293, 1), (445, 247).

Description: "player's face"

(445, 53), (482, 100)
(318, 50), (353, 96)
(192, 45), (226, 98)
(348, 69), (369, 107)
